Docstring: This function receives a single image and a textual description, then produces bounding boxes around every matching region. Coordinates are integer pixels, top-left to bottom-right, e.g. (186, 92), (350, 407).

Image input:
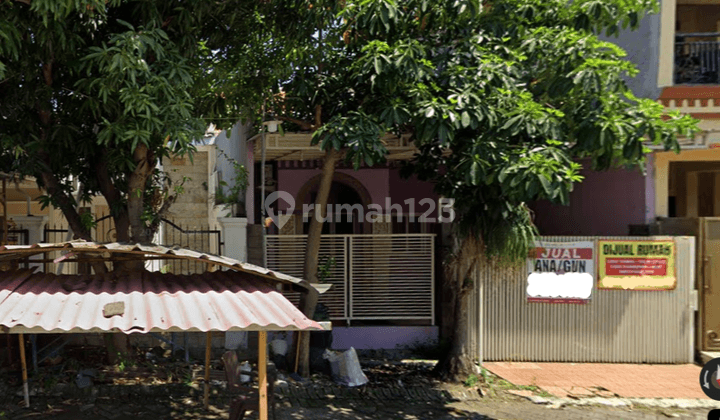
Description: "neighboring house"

(530, 0), (720, 236)
(0, 145), (221, 275)
(525, 1), (720, 358)
(0, 172), (58, 253)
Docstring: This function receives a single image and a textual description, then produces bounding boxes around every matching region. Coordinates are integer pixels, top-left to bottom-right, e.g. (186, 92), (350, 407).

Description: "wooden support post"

(294, 331), (301, 373)
(258, 331), (268, 420)
(31, 334), (37, 373)
(2, 179), (9, 368)
(2, 177), (7, 246)
(6, 333), (11, 367)
(18, 333), (29, 408)
(204, 332), (211, 410)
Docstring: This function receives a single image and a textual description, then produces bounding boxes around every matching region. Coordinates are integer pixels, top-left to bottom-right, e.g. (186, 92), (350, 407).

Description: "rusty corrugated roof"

(0, 269), (327, 334)
(0, 241), (318, 292)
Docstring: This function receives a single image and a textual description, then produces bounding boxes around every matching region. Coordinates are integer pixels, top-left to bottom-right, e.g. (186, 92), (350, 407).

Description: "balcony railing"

(265, 234), (435, 324)
(675, 33), (720, 85)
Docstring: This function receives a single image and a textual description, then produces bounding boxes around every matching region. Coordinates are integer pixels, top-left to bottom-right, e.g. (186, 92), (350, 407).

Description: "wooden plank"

(203, 332), (211, 409)
(258, 330), (268, 420)
(19, 333), (29, 407)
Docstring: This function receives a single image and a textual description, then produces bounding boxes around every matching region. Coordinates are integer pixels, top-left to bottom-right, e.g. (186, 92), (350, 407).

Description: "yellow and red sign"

(597, 240), (676, 290)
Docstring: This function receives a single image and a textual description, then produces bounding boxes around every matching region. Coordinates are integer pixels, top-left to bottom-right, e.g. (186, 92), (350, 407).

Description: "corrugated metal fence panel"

(477, 236), (694, 363)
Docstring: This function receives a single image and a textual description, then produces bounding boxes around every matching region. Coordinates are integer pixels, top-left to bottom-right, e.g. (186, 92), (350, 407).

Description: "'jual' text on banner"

(526, 241), (594, 304)
(597, 240), (676, 290)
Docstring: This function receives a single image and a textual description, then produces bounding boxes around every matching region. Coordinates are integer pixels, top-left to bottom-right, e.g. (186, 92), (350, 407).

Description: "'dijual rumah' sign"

(597, 240), (676, 290)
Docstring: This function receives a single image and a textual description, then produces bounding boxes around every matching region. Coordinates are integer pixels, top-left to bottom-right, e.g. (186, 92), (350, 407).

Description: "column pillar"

(218, 216), (250, 351)
(218, 217), (248, 262)
(12, 215), (47, 272)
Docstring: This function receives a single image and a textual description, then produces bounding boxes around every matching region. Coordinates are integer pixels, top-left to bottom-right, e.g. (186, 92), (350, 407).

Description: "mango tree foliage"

(280, 0), (698, 380)
(0, 0), (289, 250)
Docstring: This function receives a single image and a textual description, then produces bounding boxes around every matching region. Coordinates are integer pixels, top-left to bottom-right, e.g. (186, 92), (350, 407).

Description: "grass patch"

(464, 374), (480, 388)
(479, 367), (553, 398)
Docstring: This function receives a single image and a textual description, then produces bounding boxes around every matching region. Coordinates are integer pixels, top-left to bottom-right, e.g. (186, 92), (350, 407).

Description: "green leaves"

(313, 112), (388, 170)
(335, 0), (695, 262)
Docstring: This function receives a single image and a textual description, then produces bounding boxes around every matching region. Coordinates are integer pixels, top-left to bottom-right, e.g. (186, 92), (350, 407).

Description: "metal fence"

(266, 234), (435, 324)
(1, 228), (28, 246)
(469, 236), (695, 364)
(675, 33), (720, 84)
(0, 227), (29, 269)
(157, 219), (222, 274)
(42, 218), (221, 275)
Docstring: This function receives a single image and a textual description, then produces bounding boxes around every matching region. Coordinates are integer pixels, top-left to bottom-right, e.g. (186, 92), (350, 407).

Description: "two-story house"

(529, 0), (720, 357)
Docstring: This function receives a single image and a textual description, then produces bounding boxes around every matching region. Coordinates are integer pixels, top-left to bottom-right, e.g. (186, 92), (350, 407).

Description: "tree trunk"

(127, 143), (154, 244)
(292, 148), (342, 377)
(434, 234), (481, 382)
(121, 143), (154, 272)
(38, 167), (109, 275)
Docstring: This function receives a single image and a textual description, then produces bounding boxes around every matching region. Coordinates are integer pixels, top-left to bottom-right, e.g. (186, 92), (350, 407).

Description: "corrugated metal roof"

(0, 241), (320, 292)
(0, 269), (327, 334)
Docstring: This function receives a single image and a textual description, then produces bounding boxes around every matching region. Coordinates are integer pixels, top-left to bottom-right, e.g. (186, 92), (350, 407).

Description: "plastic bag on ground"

(322, 347), (368, 387)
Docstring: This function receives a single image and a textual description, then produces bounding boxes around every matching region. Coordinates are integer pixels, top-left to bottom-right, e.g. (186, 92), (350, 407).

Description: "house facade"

(1, 146), (221, 275)
(212, 124), (449, 353)
(532, 0), (720, 236)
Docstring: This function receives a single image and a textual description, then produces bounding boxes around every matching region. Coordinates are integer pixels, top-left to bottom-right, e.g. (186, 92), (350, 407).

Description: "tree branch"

(313, 104), (322, 131)
(277, 115), (314, 131)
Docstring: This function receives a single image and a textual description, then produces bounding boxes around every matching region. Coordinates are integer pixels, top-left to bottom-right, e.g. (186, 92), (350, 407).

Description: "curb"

(523, 395), (720, 409)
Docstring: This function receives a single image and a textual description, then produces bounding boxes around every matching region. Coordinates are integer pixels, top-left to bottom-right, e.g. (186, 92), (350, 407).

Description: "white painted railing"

(265, 234), (435, 324)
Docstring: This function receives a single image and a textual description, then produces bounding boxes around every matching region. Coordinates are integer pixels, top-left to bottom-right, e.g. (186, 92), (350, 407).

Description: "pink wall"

(644, 155), (655, 224)
(331, 326), (439, 350)
(388, 169), (440, 213)
(276, 167), (440, 213)
(277, 168), (389, 211)
(530, 164), (647, 236)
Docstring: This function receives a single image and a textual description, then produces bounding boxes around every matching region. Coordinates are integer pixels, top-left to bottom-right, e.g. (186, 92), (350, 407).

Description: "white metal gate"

(266, 234), (435, 324)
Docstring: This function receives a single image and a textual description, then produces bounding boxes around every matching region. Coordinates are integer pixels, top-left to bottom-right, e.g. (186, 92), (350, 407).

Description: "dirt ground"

(0, 352), (713, 420)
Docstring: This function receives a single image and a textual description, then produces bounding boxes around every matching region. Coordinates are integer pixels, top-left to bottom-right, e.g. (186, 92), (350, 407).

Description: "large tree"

(0, 0), (292, 252)
(272, 0), (698, 381)
(0, 0), (299, 361)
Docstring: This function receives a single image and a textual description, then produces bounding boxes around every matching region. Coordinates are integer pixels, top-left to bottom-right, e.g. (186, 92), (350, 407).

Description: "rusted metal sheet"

(0, 269), (326, 334)
(0, 241), (310, 290)
(471, 236), (694, 363)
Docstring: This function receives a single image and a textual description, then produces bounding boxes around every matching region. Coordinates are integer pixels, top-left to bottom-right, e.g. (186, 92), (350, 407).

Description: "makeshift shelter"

(0, 241), (331, 420)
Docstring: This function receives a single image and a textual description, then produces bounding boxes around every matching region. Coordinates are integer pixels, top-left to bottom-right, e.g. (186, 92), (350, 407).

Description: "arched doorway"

(296, 173), (372, 235)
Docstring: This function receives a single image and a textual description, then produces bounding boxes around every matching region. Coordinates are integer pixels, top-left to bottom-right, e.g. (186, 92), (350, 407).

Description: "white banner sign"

(526, 241), (595, 304)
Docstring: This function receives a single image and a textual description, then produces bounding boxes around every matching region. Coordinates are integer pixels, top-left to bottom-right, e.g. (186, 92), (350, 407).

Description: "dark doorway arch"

(296, 173), (372, 234)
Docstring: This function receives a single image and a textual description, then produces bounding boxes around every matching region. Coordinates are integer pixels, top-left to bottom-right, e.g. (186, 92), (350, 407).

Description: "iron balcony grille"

(675, 32), (720, 85)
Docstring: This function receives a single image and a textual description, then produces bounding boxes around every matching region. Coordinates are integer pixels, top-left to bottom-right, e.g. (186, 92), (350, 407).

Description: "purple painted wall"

(388, 169), (440, 213)
(644, 155), (655, 224)
(531, 163), (647, 236)
(331, 326), (439, 350)
(277, 168), (390, 211)
(276, 167), (439, 212)
(267, 326), (439, 351)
